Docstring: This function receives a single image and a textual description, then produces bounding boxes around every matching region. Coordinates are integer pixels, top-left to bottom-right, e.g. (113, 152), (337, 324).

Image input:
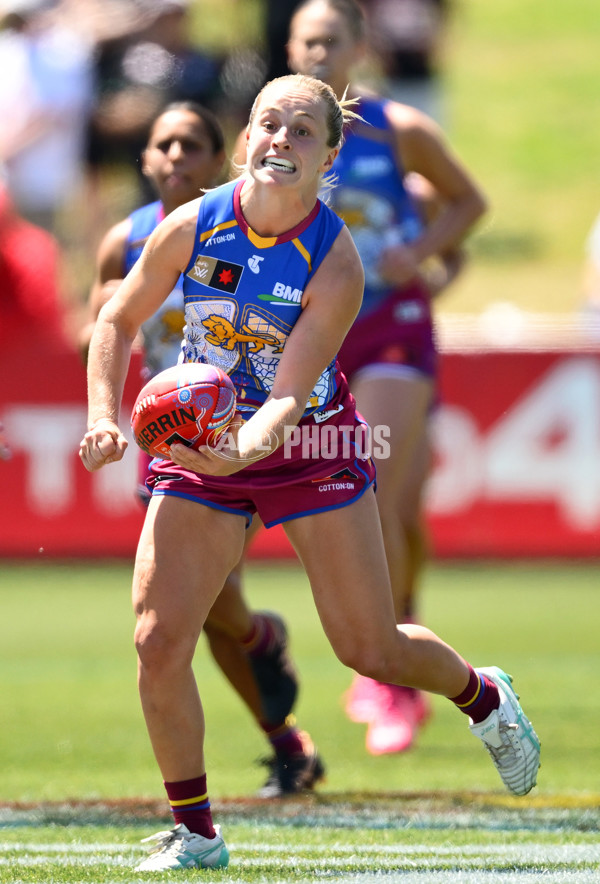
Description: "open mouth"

(262, 157), (296, 174)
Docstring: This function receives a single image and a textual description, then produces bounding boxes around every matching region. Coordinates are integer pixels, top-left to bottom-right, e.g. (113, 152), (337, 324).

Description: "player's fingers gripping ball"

(131, 363), (237, 459)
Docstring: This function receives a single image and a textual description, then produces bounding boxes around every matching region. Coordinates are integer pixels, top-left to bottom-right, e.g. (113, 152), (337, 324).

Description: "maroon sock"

(241, 613), (277, 658)
(450, 665), (500, 724)
(164, 774), (215, 839)
(262, 720), (305, 756)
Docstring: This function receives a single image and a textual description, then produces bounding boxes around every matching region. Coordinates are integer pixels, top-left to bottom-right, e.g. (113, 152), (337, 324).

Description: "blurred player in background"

(80, 72), (539, 871)
(286, 0), (487, 755)
(80, 100), (324, 799)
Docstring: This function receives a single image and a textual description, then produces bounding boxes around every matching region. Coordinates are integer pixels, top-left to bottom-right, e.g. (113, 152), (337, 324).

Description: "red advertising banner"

(1, 340), (599, 559)
(428, 350), (600, 557)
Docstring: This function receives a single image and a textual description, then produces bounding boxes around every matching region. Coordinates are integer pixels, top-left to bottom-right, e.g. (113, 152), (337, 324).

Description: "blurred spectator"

(261, 0), (303, 82)
(0, 0), (95, 237)
(359, 0), (450, 121)
(85, 0), (225, 204)
(0, 181), (70, 353)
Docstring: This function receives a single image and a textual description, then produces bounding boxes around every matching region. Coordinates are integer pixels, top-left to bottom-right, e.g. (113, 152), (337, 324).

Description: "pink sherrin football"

(131, 363), (236, 459)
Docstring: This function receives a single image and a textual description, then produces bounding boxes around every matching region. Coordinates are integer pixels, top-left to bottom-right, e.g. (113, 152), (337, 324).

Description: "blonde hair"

(248, 74), (361, 150)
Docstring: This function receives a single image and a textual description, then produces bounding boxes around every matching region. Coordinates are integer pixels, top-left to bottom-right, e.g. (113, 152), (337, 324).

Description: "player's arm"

(79, 218), (130, 361)
(79, 200), (199, 472)
(383, 103), (487, 282)
(405, 171), (467, 295)
(244, 226), (363, 446)
(170, 227), (364, 476)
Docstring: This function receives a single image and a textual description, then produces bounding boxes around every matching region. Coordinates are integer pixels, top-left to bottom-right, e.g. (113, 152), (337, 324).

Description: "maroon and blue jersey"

(328, 97), (437, 382)
(125, 200), (185, 378)
(124, 200), (164, 275)
(327, 96), (425, 315)
(181, 178), (346, 419)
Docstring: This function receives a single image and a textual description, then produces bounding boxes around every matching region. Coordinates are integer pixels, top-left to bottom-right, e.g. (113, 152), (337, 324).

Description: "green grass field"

(1, 560), (599, 881)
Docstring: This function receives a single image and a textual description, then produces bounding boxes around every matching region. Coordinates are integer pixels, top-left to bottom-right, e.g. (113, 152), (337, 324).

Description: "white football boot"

(136, 823), (229, 871)
(469, 666), (541, 796)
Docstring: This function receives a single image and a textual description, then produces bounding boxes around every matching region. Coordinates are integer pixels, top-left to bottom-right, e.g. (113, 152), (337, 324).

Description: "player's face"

(287, 2), (362, 97)
(142, 110), (225, 210)
(246, 82), (338, 192)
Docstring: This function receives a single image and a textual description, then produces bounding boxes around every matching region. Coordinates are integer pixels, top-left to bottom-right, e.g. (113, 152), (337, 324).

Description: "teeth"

(263, 157), (295, 172)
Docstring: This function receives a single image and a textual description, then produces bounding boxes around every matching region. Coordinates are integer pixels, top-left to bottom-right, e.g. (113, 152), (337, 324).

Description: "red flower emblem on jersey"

(218, 267), (235, 286)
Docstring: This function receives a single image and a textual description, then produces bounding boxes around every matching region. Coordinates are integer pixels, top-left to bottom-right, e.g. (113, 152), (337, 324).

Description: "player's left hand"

(169, 416), (249, 476)
(168, 441), (246, 476)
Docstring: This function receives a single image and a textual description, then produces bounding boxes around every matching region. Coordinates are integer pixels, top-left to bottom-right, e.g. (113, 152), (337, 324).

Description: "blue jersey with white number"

(327, 97), (425, 314)
(181, 178), (346, 419)
(125, 200), (185, 378)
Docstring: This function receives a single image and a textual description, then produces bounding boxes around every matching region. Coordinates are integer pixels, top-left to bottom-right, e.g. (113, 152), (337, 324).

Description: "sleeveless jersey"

(124, 200), (185, 379)
(327, 96), (425, 314)
(181, 178), (346, 420)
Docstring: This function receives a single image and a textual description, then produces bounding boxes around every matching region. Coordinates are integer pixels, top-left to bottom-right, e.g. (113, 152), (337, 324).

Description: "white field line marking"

(3, 872), (600, 884)
(6, 876), (599, 884)
(0, 842), (598, 870)
(309, 876), (600, 884)
(2, 841), (599, 861)
(0, 844), (128, 853)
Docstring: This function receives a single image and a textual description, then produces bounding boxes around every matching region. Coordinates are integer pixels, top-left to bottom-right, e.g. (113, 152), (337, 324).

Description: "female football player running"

(80, 74), (540, 872)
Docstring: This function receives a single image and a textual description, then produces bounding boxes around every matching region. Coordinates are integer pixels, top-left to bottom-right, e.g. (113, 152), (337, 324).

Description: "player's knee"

(221, 564), (242, 596)
(134, 616), (196, 673)
(336, 642), (396, 683)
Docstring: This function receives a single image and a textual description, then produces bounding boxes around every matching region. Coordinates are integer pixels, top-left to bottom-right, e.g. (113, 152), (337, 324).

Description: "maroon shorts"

(337, 279), (437, 384)
(136, 452), (152, 505)
(146, 391), (376, 528)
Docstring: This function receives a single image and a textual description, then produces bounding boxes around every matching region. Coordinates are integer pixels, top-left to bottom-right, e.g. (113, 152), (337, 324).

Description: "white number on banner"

(428, 357), (600, 530)
(4, 404), (138, 515)
(485, 357), (600, 528)
(426, 405), (483, 513)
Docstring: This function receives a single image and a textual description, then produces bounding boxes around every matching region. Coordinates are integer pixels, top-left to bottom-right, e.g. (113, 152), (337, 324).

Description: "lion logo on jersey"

(202, 315), (283, 354)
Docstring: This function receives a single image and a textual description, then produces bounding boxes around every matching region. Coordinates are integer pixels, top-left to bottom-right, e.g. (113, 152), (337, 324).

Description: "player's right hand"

(79, 419), (128, 472)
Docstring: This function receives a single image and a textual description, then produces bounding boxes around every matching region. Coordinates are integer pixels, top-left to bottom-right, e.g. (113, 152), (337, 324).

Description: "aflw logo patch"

(187, 255), (243, 293)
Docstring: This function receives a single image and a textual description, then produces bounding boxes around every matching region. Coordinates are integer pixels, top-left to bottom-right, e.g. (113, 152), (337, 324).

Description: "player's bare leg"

(285, 490), (540, 796)
(285, 490), (468, 694)
(133, 495), (245, 782)
(191, 519), (321, 797)
(351, 370), (433, 614)
(203, 568), (264, 721)
(206, 570), (300, 724)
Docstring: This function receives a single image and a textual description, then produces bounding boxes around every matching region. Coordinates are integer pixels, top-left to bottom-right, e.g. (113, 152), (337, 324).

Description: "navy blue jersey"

(125, 201), (185, 378)
(327, 97), (425, 314)
(181, 178), (346, 419)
